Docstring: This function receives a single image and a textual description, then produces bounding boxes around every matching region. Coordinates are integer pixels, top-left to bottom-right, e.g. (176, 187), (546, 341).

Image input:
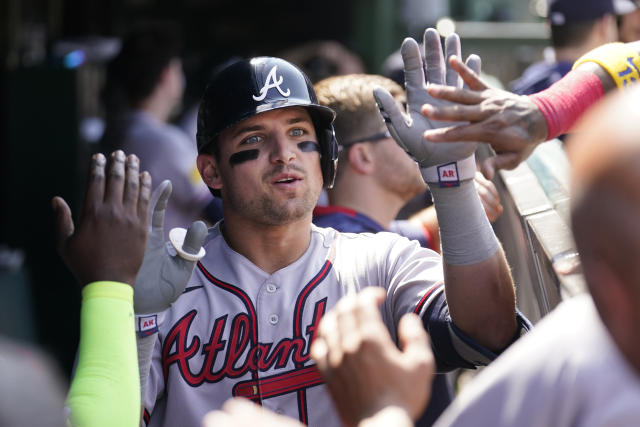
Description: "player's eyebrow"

(286, 116), (312, 125)
(230, 124), (265, 139)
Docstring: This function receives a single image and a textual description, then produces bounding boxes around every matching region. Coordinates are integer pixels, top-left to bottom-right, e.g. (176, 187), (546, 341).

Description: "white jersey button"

(269, 314), (279, 325)
(266, 283), (277, 293)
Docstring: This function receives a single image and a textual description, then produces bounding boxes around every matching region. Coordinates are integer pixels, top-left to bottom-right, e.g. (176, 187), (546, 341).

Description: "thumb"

(374, 87), (410, 150)
(481, 152), (522, 179)
(52, 196), (74, 252)
(397, 313), (431, 361)
(182, 220), (207, 257)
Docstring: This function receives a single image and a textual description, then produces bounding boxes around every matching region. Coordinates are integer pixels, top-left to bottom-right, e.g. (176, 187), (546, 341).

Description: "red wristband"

(529, 70), (605, 140)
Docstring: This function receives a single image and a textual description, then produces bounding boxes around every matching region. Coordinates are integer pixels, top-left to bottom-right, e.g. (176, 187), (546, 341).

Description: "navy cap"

(548, 0), (615, 25)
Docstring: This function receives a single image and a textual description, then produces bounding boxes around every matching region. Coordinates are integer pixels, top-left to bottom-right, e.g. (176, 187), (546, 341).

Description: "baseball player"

(135, 29), (529, 427)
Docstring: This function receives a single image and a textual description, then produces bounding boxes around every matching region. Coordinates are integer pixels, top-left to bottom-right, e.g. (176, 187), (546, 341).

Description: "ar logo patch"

(253, 65), (291, 101)
(437, 162), (460, 188)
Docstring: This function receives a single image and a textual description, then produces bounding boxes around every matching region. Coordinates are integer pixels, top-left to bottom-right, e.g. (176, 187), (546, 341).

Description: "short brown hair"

(314, 74), (404, 146)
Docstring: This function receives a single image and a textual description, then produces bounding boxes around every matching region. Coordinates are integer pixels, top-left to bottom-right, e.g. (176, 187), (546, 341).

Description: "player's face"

(371, 131), (427, 201)
(201, 107), (323, 225)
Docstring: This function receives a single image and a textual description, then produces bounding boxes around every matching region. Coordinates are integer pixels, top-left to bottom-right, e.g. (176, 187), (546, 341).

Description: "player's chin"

(262, 205), (312, 226)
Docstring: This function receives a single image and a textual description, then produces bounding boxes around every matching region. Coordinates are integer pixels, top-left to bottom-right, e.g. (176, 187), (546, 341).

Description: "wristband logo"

(617, 57), (640, 87)
(138, 314), (158, 337)
(437, 162), (460, 187)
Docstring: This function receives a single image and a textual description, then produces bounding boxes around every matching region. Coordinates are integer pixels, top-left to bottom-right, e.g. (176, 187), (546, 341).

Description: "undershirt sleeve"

(419, 285), (532, 372)
(66, 281), (140, 427)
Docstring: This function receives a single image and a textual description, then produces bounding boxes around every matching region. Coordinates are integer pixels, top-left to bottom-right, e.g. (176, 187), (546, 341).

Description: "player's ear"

(197, 153), (223, 192)
(347, 143), (375, 175)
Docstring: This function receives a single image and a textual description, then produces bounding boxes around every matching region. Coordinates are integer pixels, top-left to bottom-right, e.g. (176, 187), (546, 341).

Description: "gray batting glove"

(133, 180), (208, 314)
(374, 28), (481, 169)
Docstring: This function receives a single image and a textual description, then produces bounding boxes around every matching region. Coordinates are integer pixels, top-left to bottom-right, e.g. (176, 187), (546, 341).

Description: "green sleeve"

(66, 281), (140, 427)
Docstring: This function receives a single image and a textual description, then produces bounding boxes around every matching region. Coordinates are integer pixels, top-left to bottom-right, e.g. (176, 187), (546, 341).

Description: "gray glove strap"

(430, 179), (499, 265)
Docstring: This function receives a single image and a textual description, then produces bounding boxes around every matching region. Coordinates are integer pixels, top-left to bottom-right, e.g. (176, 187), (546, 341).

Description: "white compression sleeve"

(429, 179), (499, 265)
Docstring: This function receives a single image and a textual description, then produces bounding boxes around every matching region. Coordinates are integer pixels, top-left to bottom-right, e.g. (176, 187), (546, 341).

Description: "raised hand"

(311, 288), (434, 426)
(53, 151), (151, 287)
(373, 28), (481, 169)
(133, 180), (208, 314)
(421, 55), (548, 179)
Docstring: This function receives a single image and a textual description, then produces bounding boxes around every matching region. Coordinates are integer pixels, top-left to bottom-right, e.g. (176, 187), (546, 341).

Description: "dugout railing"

(487, 140), (586, 324)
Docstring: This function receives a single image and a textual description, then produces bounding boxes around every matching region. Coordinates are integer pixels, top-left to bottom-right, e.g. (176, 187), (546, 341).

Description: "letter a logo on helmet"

(252, 65), (291, 101)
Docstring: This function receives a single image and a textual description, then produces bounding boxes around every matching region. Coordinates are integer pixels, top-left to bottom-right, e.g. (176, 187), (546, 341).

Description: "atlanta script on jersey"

(142, 224), (487, 427)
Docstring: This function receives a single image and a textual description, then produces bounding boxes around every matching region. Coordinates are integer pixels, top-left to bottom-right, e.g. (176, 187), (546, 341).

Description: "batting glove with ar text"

(133, 180), (208, 314)
(374, 28), (481, 185)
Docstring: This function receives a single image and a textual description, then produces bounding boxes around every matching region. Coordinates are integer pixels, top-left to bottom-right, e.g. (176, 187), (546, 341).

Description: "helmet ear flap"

(321, 128), (338, 189)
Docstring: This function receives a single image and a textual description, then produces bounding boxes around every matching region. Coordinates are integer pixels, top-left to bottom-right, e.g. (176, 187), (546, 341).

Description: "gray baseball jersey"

(140, 223), (495, 427)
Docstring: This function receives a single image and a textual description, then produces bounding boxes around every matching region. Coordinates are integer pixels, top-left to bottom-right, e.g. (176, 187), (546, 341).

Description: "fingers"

(83, 153), (107, 218)
(336, 295), (360, 353)
(150, 180), (173, 231)
(463, 54), (482, 86)
(182, 220), (208, 255)
(401, 37), (427, 91)
(52, 196), (74, 253)
(318, 303), (343, 368)
(474, 171), (503, 222)
(423, 28), (445, 85)
(123, 154), (141, 214)
(481, 152), (522, 179)
(314, 287), (386, 371)
(448, 55), (487, 91)
(426, 85), (485, 106)
(423, 121), (496, 143)
(397, 313), (432, 365)
(202, 410), (232, 427)
(422, 103), (488, 123)
(444, 34), (462, 88)
(138, 171), (152, 225)
(310, 336), (330, 373)
(474, 171), (500, 200)
(104, 150), (126, 204)
(352, 287), (386, 326)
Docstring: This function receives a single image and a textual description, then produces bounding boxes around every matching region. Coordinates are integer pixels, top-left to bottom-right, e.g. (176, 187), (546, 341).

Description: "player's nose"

(269, 133), (297, 165)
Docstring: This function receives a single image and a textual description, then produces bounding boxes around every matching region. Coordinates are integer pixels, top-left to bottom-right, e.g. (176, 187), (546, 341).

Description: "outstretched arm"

(55, 151), (150, 427)
(375, 28), (517, 351)
(421, 41), (640, 178)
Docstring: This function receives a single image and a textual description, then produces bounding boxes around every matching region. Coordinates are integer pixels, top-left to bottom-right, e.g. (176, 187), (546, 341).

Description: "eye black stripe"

(229, 149), (260, 166)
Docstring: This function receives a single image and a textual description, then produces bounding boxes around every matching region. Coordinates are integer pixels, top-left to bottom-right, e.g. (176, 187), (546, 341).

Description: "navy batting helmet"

(197, 57), (338, 195)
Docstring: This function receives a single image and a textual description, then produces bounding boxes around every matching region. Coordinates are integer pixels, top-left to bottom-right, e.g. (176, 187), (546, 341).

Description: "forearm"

(66, 282), (140, 427)
(444, 248), (516, 351)
(429, 180), (516, 351)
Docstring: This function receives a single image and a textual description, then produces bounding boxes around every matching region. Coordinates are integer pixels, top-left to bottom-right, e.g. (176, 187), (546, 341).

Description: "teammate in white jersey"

(135, 29), (529, 427)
